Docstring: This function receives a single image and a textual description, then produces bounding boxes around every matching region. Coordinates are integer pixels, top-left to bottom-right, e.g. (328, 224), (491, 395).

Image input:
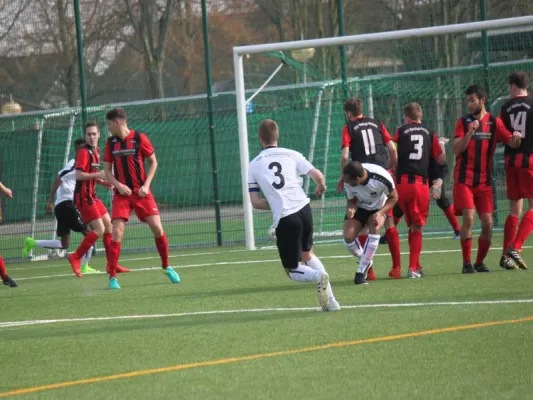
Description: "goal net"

(234, 16), (533, 249)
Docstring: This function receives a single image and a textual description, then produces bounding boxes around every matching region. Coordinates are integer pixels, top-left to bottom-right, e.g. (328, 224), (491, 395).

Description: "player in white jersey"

(342, 161), (398, 285)
(22, 139), (98, 273)
(248, 119), (339, 311)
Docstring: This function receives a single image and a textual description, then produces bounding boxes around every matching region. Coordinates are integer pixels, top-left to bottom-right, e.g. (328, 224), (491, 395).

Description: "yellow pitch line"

(1, 315), (532, 398)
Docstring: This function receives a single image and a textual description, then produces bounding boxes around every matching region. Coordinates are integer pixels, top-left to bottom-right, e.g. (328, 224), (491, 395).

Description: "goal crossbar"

(233, 16), (533, 250)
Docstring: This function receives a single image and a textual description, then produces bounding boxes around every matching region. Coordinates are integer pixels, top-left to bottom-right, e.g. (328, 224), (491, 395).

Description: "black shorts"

(55, 200), (86, 237)
(275, 204), (313, 270)
(346, 208), (379, 225)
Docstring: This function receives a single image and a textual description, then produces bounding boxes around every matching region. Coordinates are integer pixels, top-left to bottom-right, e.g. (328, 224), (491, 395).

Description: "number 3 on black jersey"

(268, 162), (285, 189)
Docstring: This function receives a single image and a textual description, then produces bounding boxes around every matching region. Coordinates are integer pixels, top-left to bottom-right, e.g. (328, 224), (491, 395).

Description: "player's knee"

(411, 224), (423, 233)
(462, 212), (475, 228)
(481, 216), (493, 232)
(385, 216), (395, 229)
(301, 250), (313, 263)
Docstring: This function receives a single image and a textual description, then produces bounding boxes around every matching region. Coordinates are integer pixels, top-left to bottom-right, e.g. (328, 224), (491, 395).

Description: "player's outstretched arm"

(249, 191), (270, 210)
(453, 120), (478, 156)
(0, 182), (12, 198)
(104, 162), (131, 196)
(386, 141), (398, 171)
(308, 168), (327, 196)
(379, 188), (398, 216)
(46, 176), (62, 212)
(337, 147), (350, 193)
(138, 153), (158, 197)
(76, 169), (104, 181)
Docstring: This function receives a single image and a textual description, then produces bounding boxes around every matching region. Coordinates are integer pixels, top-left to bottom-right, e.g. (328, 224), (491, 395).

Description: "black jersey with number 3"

(500, 95), (533, 168)
(347, 117), (388, 168)
(395, 123), (436, 179)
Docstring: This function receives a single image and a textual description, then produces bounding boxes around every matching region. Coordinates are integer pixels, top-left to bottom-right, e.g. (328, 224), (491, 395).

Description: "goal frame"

(233, 15), (533, 250)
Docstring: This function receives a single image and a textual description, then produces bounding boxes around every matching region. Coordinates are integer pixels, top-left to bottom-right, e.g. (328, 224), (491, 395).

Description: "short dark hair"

(258, 119), (279, 145)
(507, 71), (528, 89)
(84, 120), (99, 132)
(344, 98), (364, 116)
(343, 161), (365, 179)
(74, 138), (85, 146)
(465, 84), (487, 101)
(403, 103), (423, 121)
(106, 108), (127, 121)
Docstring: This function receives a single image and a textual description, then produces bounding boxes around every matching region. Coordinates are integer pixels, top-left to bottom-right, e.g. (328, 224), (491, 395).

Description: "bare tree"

(123, 0), (176, 100)
(0, 1), (30, 43)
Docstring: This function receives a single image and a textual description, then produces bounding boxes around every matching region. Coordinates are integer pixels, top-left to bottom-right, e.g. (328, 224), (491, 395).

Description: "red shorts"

(77, 198), (108, 224)
(505, 167), (533, 200)
(453, 183), (493, 216)
(112, 193), (159, 222)
(396, 181), (430, 227)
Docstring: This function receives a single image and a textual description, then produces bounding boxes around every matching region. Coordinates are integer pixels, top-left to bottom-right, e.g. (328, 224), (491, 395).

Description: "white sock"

(344, 238), (363, 257)
(306, 256), (335, 301)
(36, 239), (63, 249)
(81, 245), (94, 267)
(289, 265), (320, 283)
(358, 234), (380, 274)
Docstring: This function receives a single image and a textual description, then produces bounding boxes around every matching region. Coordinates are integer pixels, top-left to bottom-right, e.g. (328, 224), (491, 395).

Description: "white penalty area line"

(12, 245), (533, 281)
(1, 299), (533, 329)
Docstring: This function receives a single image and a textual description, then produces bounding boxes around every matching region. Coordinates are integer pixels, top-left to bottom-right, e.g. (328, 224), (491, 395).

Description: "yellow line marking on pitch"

(1, 315), (532, 398)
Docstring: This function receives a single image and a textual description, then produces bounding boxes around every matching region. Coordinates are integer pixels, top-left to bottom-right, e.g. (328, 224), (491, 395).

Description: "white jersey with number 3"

(248, 147), (314, 227)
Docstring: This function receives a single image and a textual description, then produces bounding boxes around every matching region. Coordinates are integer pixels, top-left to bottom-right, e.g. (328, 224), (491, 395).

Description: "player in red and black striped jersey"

(68, 122), (130, 278)
(103, 108), (180, 289)
(499, 71), (533, 270)
(393, 103), (445, 279)
(452, 84), (521, 274)
(338, 98), (401, 280)
(0, 181), (17, 287)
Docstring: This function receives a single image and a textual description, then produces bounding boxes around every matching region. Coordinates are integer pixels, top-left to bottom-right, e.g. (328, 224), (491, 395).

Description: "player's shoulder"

(364, 163), (393, 183)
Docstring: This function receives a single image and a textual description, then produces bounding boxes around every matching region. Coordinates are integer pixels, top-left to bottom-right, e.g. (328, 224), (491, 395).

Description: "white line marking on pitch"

(11, 245), (532, 281)
(1, 299), (532, 329)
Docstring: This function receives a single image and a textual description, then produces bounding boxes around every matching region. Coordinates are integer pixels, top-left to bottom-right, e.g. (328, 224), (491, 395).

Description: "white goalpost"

(233, 15), (533, 251)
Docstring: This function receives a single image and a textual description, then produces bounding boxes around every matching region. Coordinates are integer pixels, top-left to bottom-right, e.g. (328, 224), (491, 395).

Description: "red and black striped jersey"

(500, 95), (533, 169)
(74, 145), (100, 205)
(454, 113), (511, 187)
(104, 130), (154, 194)
(341, 116), (391, 169)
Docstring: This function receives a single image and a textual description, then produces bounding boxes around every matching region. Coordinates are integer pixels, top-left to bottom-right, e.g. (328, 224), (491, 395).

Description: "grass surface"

(0, 233), (532, 399)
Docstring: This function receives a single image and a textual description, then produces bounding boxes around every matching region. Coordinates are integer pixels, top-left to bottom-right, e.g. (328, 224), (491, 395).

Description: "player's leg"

(506, 168), (533, 270)
(353, 210), (380, 285)
(453, 183), (476, 273)
(436, 182), (461, 239)
(299, 205), (339, 311)
(23, 202), (71, 258)
(384, 213), (401, 273)
(0, 256), (17, 287)
(105, 195), (132, 289)
(502, 166), (521, 269)
(67, 215), (104, 277)
(343, 217), (364, 260)
(276, 212), (328, 308)
(101, 211), (129, 273)
(471, 186), (494, 272)
(407, 183), (429, 279)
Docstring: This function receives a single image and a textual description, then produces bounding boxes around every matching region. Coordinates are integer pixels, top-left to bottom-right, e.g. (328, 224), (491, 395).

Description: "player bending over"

(248, 119), (339, 311)
(342, 161), (398, 285)
(453, 84), (521, 274)
(337, 98), (401, 280)
(104, 108), (180, 290)
(23, 139), (97, 273)
(0, 182), (17, 287)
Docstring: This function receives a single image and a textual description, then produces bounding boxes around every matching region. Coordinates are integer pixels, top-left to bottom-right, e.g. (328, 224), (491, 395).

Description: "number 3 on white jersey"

(510, 111), (527, 138)
(409, 134), (423, 160)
